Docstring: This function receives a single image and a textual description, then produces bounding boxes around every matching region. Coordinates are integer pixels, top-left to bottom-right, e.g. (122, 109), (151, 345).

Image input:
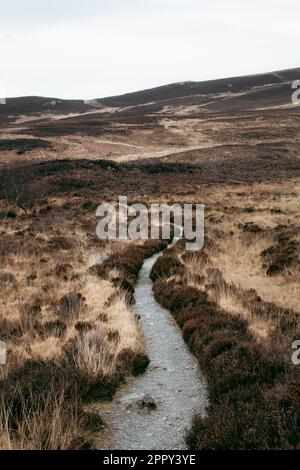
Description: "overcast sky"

(0, 0), (299, 99)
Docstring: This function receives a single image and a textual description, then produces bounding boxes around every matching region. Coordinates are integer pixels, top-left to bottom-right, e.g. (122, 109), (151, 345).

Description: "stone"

(117, 392), (157, 411)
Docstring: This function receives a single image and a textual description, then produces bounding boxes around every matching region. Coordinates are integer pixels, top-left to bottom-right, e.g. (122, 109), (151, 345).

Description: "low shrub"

(240, 222), (263, 233)
(57, 292), (86, 321)
(0, 360), (77, 430)
(116, 348), (150, 376)
(47, 236), (74, 251)
(75, 321), (93, 334)
(54, 263), (73, 279)
(92, 239), (168, 301)
(42, 320), (67, 338)
(0, 318), (23, 340)
(0, 272), (17, 286)
(20, 301), (42, 317)
(0, 138), (52, 153)
(187, 382), (300, 450)
(261, 239), (299, 275)
(153, 280), (207, 312)
(150, 254), (183, 281)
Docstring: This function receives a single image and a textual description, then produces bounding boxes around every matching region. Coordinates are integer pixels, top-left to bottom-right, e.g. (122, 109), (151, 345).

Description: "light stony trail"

(99, 242), (208, 450)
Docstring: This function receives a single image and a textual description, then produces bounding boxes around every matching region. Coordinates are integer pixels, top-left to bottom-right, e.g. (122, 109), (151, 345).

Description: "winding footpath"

(99, 241), (208, 450)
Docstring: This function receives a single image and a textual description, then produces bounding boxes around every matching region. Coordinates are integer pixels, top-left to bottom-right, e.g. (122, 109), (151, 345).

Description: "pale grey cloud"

(0, 0), (299, 99)
(0, 0), (120, 25)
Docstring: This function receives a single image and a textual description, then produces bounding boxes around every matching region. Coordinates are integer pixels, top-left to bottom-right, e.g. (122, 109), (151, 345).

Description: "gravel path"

(99, 248), (208, 450)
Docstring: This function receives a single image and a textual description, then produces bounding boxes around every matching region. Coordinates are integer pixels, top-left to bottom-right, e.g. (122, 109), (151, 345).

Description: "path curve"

(99, 237), (208, 450)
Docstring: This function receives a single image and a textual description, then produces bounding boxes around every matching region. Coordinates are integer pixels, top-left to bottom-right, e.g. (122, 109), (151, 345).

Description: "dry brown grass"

(0, 198), (147, 449)
(212, 234), (300, 314)
(0, 393), (81, 450)
(178, 180), (300, 344)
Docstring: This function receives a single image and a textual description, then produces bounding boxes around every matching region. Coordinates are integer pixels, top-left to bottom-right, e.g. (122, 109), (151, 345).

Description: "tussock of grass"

(0, 393), (83, 450)
(150, 253), (184, 281)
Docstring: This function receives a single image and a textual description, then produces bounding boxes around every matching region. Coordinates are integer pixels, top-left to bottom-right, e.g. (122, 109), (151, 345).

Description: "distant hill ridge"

(1, 67), (299, 120)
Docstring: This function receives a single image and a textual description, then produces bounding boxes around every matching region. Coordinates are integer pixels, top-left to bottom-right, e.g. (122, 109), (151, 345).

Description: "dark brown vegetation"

(1, 147), (300, 210)
(151, 243), (300, 449)
(90, 240), (168, 304)
(150, 253), (184, 281)
(0, 96), (92, 124)
(0, 138), (52, 154)
(261, 227), (300, 275)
